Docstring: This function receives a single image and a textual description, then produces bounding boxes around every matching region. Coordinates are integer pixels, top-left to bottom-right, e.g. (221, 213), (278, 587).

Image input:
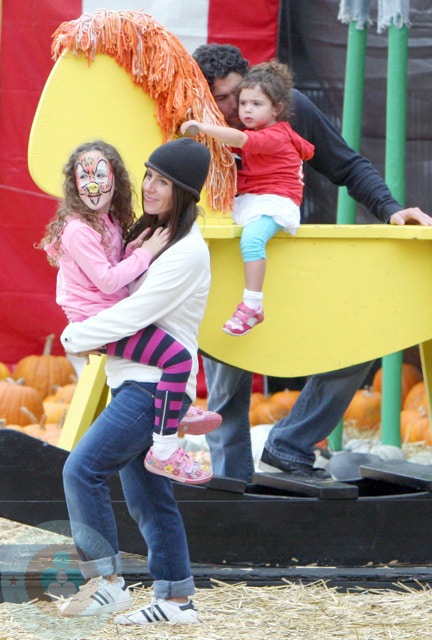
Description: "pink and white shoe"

(144, 446), (213, 485)
(223, 302), (264, 336)
(179, 405), (222, 436)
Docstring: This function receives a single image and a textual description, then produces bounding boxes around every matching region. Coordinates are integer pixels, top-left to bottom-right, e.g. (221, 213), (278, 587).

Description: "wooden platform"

(252, 471), (359, 500)
(360, 459), (432, 491)
(2, 430), (432, 575)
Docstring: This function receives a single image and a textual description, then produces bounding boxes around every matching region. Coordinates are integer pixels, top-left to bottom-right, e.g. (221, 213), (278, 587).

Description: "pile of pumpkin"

(0, 336), (76, 446)
(1, 343), (430, 449)
(249, 363), (431, 446)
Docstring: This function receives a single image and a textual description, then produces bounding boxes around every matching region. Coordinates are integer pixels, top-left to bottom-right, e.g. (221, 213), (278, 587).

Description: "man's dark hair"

(193, 43), (249, 89)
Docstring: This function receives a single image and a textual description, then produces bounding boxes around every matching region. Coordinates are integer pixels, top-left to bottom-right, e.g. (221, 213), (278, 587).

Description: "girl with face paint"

(39, 140), (215, 484)
(74, 151), (116, 213)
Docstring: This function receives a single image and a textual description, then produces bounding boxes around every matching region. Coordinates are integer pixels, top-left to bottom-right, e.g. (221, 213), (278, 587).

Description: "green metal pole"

(328, 20), (368, 451)
(381, 23), (409, 447)
(336, 21), (368, 225)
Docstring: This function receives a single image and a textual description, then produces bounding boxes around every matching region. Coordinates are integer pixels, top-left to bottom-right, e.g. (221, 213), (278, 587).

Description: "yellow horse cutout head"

(28, 10), (234, 213)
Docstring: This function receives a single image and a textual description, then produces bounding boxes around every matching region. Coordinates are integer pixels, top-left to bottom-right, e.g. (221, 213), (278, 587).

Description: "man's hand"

(389, 207), (432, 226)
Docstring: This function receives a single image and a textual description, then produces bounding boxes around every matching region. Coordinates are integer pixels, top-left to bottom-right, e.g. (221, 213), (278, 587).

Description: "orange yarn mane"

(51, 10), (235, 213)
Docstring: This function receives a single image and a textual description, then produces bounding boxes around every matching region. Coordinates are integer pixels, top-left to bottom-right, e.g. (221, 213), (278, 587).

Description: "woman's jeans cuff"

(79, 553), (122, 580)
(153, 575), (195, 599)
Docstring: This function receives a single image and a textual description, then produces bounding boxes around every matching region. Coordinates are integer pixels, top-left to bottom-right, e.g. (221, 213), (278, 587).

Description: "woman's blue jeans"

(63, 380), (194, 599)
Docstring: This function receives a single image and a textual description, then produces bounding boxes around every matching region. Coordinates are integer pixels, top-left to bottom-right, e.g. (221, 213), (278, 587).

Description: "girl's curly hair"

(239, 60), (295, 121)
(38, 140), (137, 263)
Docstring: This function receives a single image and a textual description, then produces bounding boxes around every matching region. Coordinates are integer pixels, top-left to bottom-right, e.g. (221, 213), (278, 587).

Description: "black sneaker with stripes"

(114, 597), (198, 625)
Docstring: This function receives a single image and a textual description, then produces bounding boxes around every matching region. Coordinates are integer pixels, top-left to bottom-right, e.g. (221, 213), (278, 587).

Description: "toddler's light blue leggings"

(240, 215), (283, 262)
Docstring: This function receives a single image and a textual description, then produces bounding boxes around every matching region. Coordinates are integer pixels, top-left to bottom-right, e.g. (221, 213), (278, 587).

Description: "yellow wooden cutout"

(28, 51), (226, 220)
(29, 50), (432, 450)
(28, 52), (163, 203)
(57, 355), (109, 450)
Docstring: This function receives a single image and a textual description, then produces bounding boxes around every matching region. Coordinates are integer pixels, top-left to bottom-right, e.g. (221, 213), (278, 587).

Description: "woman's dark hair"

(126, 179), (200, 260)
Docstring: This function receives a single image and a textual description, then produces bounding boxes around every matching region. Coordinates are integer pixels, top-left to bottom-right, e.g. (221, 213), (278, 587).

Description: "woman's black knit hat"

(145, 138), (211, 202)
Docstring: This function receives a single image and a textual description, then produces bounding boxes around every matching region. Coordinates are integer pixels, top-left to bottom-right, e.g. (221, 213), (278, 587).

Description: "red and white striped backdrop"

(0, 0), (279, 364)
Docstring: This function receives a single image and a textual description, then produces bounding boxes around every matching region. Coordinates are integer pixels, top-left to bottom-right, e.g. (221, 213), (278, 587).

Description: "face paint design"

(75, 151), (114, 213)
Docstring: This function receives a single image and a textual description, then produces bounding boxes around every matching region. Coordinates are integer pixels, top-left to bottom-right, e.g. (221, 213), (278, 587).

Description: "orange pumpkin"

(45, 382), (77, 404)
(372, 363), (423, 404)
(408, 416), (432, 445)
(0, 379), (45, 426)
(42, 401), (70, 424)
(41, 424), (63, 445)
(268, 389), (301, 413)
(400, 409), (422, 441)
(250, 392), (266, 409)
(250, 398), (289, 426)
(21, 416), (47, 439)
(249, 392), (267, 426)
(400, 408), (432, 444)
(344, 388), (381, 430)
(249, 389), (301, 427)
(22, 415), (63, 445)
(13, 334), (76, 399)
(403, 381), (428, 413)
(0, 362), (11, 380)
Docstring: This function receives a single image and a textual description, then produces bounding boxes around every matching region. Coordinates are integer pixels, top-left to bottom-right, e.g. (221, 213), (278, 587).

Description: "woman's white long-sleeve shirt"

(61, 223), (210, 401)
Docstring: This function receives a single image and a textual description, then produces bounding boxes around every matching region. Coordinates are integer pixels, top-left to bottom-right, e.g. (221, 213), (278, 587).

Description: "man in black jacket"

(194, 43), (432, 482)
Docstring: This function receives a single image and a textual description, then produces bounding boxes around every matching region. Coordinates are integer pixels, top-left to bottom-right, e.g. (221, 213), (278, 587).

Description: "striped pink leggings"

(105, 325), (192, 436)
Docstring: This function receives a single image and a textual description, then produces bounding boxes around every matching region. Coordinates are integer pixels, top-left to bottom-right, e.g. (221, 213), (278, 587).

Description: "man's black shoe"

(259, 448), (332, 480)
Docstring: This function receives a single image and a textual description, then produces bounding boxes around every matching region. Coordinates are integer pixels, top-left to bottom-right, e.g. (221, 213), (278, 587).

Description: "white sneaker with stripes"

(114, 598), (198, 625)
(59, 576), (131, 616)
